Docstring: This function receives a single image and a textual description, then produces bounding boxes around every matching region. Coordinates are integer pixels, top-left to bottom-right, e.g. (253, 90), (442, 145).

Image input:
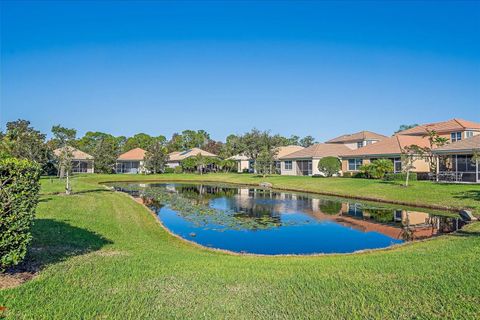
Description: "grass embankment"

(1, 174), (479, 319)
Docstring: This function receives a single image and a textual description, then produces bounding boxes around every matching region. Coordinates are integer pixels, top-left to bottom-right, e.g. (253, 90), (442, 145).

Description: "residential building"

(116, 147), (147, 174)
(54, 146), (94, 174)
(395, 118), (480, 143)
(433, 134), (480, 183)
(340, 135), (431, 174)
(279, 144), (351, 176)
(341, 119), (480, 175)
(167, 147), (218, 168)
(326, 131), (387, 149)
(229, 145), (304, 173)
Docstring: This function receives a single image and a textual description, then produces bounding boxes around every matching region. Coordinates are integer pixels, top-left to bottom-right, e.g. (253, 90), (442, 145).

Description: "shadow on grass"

(452, 230), (480, 238)
(453, 190), (480, 202)
(9, 219), (112, 274)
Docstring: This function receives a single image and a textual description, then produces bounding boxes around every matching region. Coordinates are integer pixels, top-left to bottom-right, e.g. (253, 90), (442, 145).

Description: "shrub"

(173, 166), (183, 174)
(318, 157), (341, 177)
(370, 159), (394, 179)
(0, 158), (41, 270)
(383, 172), (417, 181)
(163, 167), (174, 174)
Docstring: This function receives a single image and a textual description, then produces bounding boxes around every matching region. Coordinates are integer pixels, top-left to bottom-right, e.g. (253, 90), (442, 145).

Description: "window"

(357, 141), (364, 149)
(393, 158), (402, 173)
(451, 132), (462, 142)
(284, 160), (292, 170)
(465, 131), (474, 139)
(348, 159), (362, 171)
(365, 140), (374, 145)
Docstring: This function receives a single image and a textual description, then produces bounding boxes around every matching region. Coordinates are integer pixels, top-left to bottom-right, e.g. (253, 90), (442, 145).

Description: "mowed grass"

(0, 174), (479, 319)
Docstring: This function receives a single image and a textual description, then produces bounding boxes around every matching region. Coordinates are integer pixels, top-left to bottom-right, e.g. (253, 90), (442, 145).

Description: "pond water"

(112, 182), (464, 255)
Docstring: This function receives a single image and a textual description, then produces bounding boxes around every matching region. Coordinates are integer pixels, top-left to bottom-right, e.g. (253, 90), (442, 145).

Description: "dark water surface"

(112, 182), (463, 255)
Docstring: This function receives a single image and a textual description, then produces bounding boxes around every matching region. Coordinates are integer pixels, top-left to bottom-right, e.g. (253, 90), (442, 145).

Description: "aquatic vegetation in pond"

(112, 183), (464, 255)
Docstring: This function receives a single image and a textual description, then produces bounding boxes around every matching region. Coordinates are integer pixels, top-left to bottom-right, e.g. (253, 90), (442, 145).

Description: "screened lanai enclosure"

(436, 154), (479, 183)
(116, 161), (141, 174)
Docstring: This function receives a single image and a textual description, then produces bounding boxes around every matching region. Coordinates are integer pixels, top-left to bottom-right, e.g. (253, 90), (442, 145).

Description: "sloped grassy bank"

(0, 174), (479, 319)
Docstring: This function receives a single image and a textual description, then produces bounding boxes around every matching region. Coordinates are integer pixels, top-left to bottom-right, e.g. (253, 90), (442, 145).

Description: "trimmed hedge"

(163, 167), (175, 174)
(0, 158), (41, 270)
(383, 172), (418, 181)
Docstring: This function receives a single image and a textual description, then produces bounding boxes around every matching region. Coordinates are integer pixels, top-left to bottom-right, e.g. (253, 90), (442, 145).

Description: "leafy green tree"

(423, 129), (448, 173)
(318, 157), (341, 177)
(219, 134), (244, 158)
(0, 119), (50, 167)
(92, 136), (121, 173)
(240, 129), (282, 172)
(181, 157), (198, 173)
(395, 124), (419, 134)
(255, 148), (277, 178)
(299, 136), (316, 147)
(124, 133), (166, 152)
(145, 141), (169, 174)
(401, 145), (426, 187)
(219, 159), (237, 173)
(51, 125), (77, 194)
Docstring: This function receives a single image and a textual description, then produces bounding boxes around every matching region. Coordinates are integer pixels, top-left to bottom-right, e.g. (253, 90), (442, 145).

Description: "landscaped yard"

(1, 174), (480, 319)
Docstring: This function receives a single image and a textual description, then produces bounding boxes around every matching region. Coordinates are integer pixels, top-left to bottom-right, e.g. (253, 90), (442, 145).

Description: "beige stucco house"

(116, 147), (147, 174)
(229, 145), (304, 173)
(167, 148), (217, 168)
(53, 146), (94, 174)
(279, 144), (351, 176)
(340, 118), (480, 175)
(433, 134), (480, 183)
(326, 131), (387, 149)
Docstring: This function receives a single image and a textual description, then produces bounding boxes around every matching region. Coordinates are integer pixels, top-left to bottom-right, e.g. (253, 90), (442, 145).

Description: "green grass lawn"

(1, 174), (480, 319)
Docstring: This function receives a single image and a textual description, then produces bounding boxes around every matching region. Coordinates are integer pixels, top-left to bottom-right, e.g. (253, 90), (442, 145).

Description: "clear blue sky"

(1, 1), (479, 141)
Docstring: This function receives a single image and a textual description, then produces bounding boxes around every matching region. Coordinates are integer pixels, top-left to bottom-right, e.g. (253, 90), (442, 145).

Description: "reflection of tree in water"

(319, 200), (342, 215)
(116, 184), (283, 231)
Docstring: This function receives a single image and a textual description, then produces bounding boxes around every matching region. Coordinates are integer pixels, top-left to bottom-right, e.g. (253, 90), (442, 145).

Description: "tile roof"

(340, 135), (431, 157)
(276, 145), (305, 158)
(118, 148), (146, 160)
(168, 148), (217, 162)
(326, 131), (388, 143)
(396, 118), (480, 135)
(433, 134), (480, 153)
(227, 146), (304, 161)
(280, 143), (351, 160)
(54, 146), (93, 160)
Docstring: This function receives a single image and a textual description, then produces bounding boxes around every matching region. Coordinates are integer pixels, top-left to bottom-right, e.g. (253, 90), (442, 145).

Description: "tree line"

(0, 119), (317, 175)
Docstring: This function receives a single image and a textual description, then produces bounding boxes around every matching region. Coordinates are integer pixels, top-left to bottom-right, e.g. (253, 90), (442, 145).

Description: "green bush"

(174, 166), (183, 174)
(163, 167), (175, 174)
(0, 158), (41, 270)
(383, 172), (417, 181)
(318, 157), (341, 177)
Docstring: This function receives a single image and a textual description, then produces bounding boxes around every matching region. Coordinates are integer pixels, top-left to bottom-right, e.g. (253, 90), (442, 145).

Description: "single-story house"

(116, 147), (147, 174)
(167, 148), (218, 169)
(279, 144), (351, 176)
(229, 145), (304, 173)
(325, 131), (387, 149)
(340, 135), (431, 174)
(433, 134), (480, 183)
(53, 146), (94, 174)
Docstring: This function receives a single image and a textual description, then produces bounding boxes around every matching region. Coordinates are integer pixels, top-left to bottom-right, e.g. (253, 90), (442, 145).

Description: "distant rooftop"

(396, 118), (480, 135)
(326, 131), (388, 143)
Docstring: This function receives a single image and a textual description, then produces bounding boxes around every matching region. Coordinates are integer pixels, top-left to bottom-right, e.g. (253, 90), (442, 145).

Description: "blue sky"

(1, 1), (479, 141)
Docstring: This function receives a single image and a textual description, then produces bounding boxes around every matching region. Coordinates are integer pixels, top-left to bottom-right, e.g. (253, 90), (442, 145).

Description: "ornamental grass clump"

(0, 158), (41, 271)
